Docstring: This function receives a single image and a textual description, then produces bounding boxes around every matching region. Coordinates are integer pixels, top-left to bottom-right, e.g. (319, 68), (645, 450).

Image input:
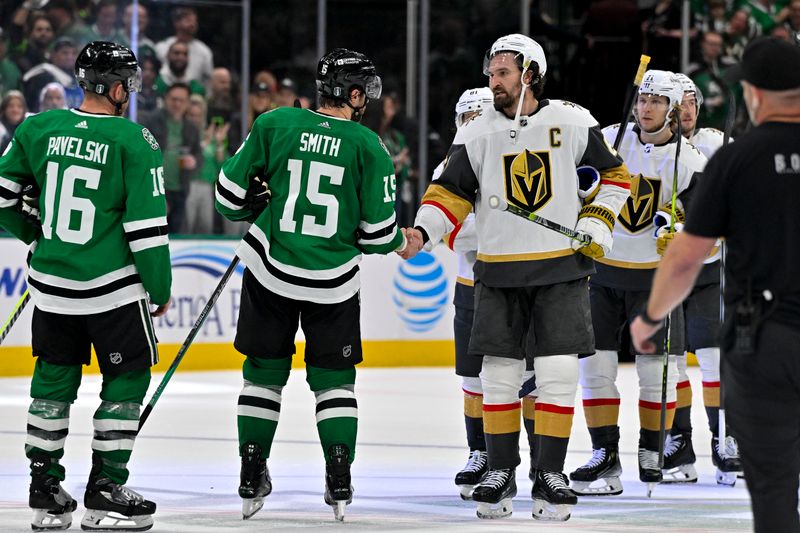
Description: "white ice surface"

(0, 364), (753, 532)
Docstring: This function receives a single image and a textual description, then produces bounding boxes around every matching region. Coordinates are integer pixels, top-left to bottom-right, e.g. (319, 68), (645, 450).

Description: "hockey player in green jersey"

(0, 41), (171, 531)
(215, 48), (408, 521)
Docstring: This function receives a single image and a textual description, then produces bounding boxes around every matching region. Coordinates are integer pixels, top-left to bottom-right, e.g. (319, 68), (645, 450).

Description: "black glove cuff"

(414, 225), (429, 245)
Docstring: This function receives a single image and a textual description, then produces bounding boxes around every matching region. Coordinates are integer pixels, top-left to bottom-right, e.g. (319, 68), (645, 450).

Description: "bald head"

(210, 68), (231, 97)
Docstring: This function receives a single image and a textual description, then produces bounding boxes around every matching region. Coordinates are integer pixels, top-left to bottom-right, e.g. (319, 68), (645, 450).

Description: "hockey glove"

(245, 176), (271, 220)
(18, 182), (41, 229)
(576, 166), (600, 204)
(655, 223), (683, 256)
(652, 202), (685, 237)
(571, 204), (615, 259)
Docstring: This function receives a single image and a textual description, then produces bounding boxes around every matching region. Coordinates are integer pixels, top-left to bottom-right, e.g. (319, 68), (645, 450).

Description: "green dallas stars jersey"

(216, 107), (403, 304)
(0, 109), (171, 314)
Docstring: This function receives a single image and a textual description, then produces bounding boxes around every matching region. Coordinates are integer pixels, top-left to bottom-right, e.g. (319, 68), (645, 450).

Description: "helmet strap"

(105, 86), (129, 117)
(509, 66), (531, 143)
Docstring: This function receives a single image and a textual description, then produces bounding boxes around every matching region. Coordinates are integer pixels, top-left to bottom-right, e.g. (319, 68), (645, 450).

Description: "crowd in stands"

(0, 0), (797, 236)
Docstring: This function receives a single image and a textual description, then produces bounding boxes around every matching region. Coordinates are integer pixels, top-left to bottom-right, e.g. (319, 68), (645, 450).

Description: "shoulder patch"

(377, 135), (390, 156)
(141, 128), (159, 151)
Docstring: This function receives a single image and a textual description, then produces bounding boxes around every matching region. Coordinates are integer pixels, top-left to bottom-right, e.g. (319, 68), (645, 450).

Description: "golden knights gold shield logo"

(502, 150), (552, 212)
(619, 174), (662, 233)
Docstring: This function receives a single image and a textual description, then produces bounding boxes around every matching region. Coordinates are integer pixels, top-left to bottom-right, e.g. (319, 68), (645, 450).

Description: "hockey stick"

(0, 289), (30, 346)
(718, 85), (736, 448)
(613, 54), (651, 151)
(487, 195), (592, 245)
(656, 110), (683, 474)
(138, 256), (240, 431)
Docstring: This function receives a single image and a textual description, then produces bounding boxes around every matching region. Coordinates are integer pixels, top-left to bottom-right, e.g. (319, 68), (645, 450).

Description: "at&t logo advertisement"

(392, 251), (449, 333)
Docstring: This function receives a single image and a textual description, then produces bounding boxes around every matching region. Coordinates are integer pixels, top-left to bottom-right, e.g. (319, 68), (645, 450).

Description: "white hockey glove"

(652, 202), (685, 237)
(655, 223), (684, 256)
(576, 166), (600, 204)
(571, 204), (615, 259)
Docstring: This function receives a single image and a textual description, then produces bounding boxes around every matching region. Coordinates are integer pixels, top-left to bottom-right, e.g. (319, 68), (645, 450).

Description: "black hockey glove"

(18, 182), (41, 229)
(245, 176), (271, 220)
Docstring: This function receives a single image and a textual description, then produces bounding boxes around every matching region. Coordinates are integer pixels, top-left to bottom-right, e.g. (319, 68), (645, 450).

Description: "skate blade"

(716, 470), (737, 487)
(570, 477), (623, 496)
(532, 499), (573, 522)
(242, 497), (264, 520)
(32, 508), (73, 531)
(332, 500), (347, 521)
(476, 498), (513, 519)
(458, 484), (476, 501)
(660, 464), (698, 484)
(80, 510), (153, 531)
(646, 482), (657, 498)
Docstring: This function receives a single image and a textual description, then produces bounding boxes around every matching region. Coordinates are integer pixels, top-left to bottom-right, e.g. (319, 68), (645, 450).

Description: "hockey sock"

(672, 353), (693, 435)
(695, 347), (721, 435)
(481, 356), (523, 470)
(462, 376), (485, 451)
(27, 360), (82, 480)
(579, 350), (621, 449)
(238, 356), (291, 459)
(522, 396), (536, 452)
(92, 368), (151, 485)
(307, 365), (358, 464)
(531, 355), (578, 472)
(636, 354), (678, 450)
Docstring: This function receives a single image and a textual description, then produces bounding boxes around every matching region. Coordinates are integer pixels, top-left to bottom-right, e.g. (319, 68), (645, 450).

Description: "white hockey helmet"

(638, 69), (683, 115)
(674, 72), (704, 106)
(482, 33), (547, 77)
(454, 87), (493, 127)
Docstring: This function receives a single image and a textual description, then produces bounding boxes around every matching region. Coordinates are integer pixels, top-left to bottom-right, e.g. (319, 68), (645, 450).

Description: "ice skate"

(81, 472), (156, 532)
(638, 448), (662, 497)
(239, 442), (272, 520)
(661, 433), (698, 483)
(531, 469), (577, 521)
(569, 446), (623, 496)
(454, 450), (488, 500)
(323, 444), (353, 521)
(471, 468), (516, 519)
(712, 436), (742, 486)
(29, 470), (77, 531)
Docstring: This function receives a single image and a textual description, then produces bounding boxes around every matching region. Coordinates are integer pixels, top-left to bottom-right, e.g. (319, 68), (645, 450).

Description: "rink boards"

(0, 237), (458, 376)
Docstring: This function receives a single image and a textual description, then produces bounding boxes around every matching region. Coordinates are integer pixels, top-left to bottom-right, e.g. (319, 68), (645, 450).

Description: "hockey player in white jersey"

(401, 34), (632, 521)
(570, 70), (707, 496)
(437, 88), (493, 500)
(661, 73), (742, 485)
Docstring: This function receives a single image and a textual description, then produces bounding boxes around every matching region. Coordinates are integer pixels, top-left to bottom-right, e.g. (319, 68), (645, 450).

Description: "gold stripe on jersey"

(464, 392), (483, 418)
(599, 164), (632, 189)
(595, 257), (660, 269)
(579, 204), (616, 231)
(477, 248), (575, 263)
(456, 276), (474, 287)
(420, 184), (472, 224)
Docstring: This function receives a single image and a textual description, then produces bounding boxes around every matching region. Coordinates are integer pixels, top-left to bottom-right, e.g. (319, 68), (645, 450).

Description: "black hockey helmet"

(316, 48), (382, 101)
(75, 41), (142, 96)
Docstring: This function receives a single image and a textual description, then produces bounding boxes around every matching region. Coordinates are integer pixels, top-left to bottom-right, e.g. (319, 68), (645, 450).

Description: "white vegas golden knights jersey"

(416, 99), (630, 288)
(593, 122), (707, 290)
(689, 127), (731, 274)
(689, 127), (731, 160)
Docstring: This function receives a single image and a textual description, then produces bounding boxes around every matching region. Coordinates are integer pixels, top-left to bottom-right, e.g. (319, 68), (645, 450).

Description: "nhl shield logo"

(109, 352), (123, 365)
(503, 150), (553, 213)
(618, 174), (662, 234)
